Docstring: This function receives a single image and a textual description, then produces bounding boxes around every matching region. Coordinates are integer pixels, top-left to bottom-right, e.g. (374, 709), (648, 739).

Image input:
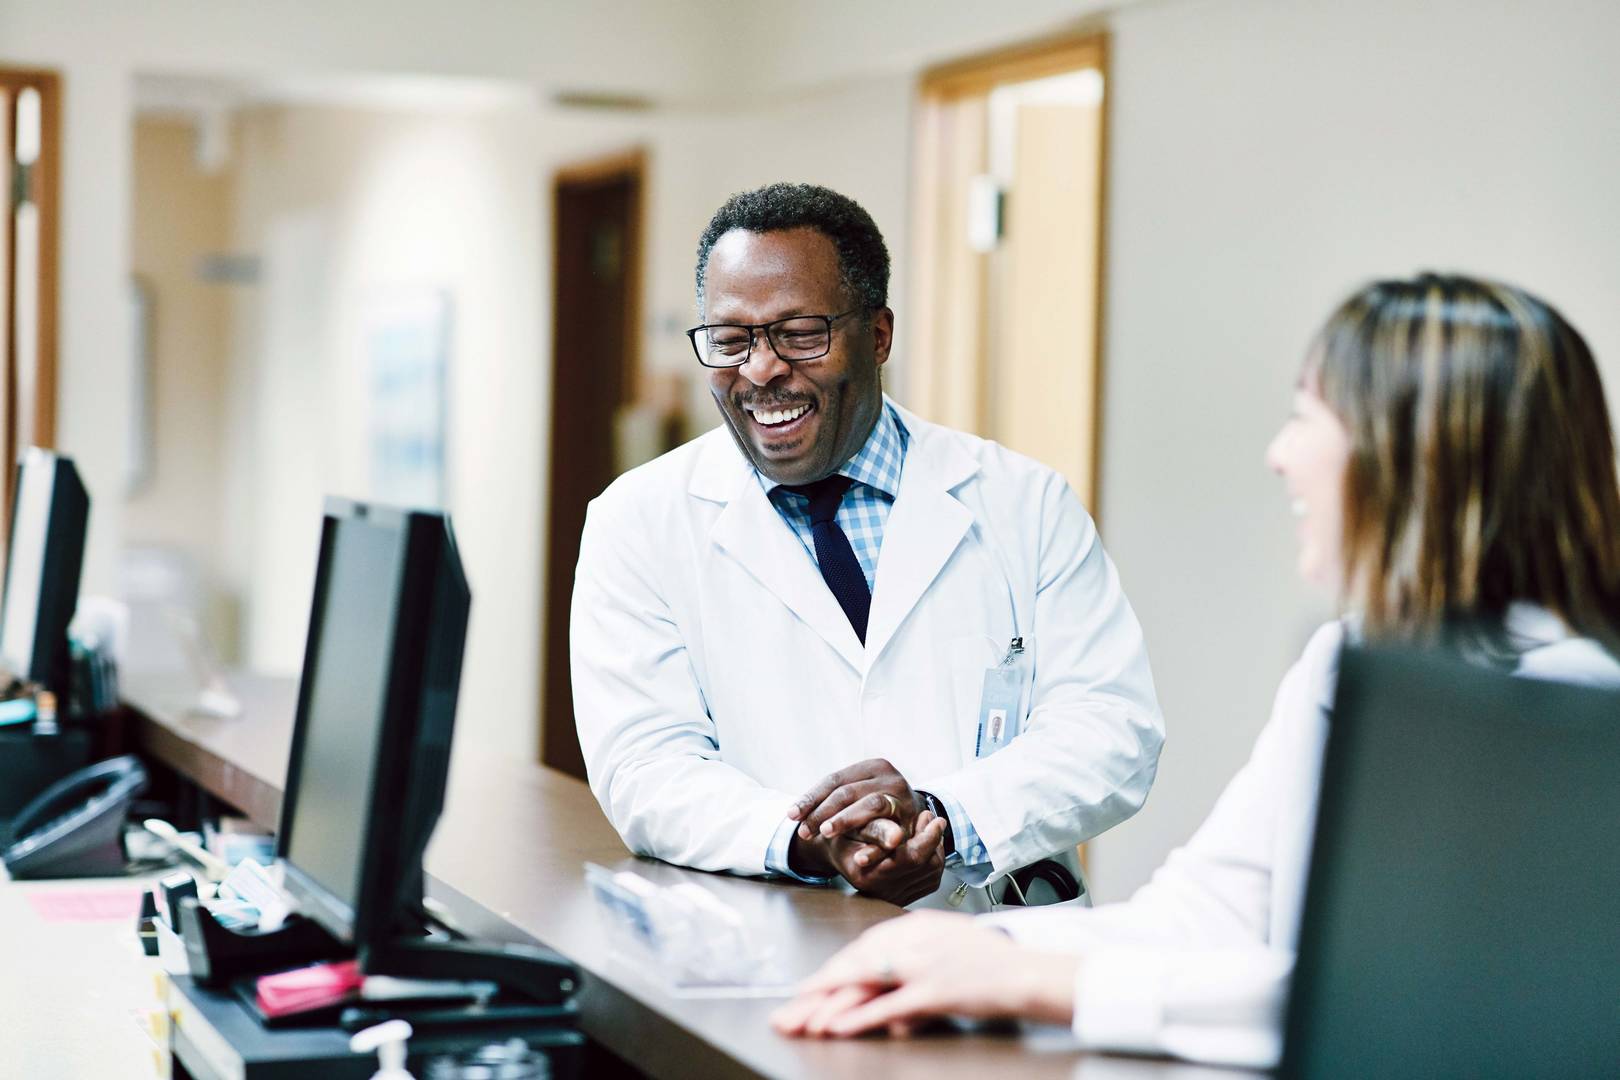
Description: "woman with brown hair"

(771, 274), (1620, 1066)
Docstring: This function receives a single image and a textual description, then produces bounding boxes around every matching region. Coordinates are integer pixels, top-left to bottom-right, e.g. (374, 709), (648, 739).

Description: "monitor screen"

(0, 454), (56, 680)
(281, 516), (405, 915)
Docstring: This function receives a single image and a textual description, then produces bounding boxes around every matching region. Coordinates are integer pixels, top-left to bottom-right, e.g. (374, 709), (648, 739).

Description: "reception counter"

(124, 672), (1252, 1080)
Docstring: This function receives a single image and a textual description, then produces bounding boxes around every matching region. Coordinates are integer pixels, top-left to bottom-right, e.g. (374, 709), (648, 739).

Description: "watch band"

(916, 789), (955, 857)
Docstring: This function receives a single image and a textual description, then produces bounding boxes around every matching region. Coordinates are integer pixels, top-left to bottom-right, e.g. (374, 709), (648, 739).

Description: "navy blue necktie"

(786, 475), (871, 643)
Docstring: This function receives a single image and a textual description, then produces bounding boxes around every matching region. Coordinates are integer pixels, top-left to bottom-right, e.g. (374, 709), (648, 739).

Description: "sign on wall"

(365, 288), (451, 510)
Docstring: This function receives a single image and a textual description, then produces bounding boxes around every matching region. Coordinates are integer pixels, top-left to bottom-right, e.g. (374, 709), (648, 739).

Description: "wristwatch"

(915, 789), (956, 857)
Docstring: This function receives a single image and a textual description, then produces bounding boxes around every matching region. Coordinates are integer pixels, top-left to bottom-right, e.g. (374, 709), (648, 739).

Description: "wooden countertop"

(124, 671), (1251, 1080)
(123, 671), (295, 831)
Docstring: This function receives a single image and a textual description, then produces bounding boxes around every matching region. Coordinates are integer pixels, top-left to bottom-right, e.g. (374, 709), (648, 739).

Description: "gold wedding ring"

(880, 793), (902, 820)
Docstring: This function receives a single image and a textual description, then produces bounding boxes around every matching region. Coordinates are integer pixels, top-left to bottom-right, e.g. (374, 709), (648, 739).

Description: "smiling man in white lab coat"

(570, 183), (1162, 909)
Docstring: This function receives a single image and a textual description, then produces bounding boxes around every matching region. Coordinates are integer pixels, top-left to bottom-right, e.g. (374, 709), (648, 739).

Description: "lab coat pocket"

(1012, 633), (1037, 730)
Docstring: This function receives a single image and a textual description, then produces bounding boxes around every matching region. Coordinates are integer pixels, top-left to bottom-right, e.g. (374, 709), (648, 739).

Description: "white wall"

(0, 1), (716, 99)
(211, 105), (545, 764)
(638, 75), (917, 413)
(1085, 0), (1620, 900)
(23, 57), (134, 603)
(127, 120), (234, 573)
(126, 119), (240, 662)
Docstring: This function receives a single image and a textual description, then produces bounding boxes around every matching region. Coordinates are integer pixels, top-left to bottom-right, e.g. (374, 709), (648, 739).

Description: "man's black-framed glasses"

(686, 309), (861, 368)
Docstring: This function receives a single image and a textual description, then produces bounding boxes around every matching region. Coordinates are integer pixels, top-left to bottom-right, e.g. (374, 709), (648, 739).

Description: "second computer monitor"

(0, 448), (90, 696)
(276, 497), (470, 954)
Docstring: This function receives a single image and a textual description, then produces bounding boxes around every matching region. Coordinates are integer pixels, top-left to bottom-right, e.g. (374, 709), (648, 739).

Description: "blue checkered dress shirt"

(758, 403), (992, 886)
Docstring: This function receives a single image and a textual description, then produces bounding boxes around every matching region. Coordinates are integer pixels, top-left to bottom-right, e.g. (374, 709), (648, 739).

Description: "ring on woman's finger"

(875, 955), (898, 986)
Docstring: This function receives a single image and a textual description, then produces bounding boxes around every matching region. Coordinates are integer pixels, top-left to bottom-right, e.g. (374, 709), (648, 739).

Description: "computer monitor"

(276, 497), (470, 954)
(0, 448), (90, 696)
(1281, 644), (1620, 1079)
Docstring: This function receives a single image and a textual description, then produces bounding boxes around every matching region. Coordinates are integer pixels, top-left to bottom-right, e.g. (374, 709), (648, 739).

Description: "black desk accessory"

(0, 720), (93, 844)
(180, 896), (580, 1018)
(2, 753), (145, 878)
(364, 938), (578, 1008)
(225, 970), (578, 1034)
(135, 889), (161, 956)
(178, 898), (345, 988)
(159, 869), (199, 923)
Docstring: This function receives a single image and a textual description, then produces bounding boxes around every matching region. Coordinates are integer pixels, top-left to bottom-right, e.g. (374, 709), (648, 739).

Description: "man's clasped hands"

(785, 757), (949, 906)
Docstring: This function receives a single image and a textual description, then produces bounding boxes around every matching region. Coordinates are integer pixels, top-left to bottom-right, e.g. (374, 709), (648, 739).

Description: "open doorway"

(909, 33), (1109, 515)
(540, 151), (645, 778)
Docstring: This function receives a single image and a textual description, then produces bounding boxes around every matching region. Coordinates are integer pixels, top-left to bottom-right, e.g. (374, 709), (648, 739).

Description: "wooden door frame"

(551, 149), (646, 401)
(911, 31), (1111, 524)
(540, 147), (647, 771)
(1, 67), (62, 535)
(920, 31), (1107, 99)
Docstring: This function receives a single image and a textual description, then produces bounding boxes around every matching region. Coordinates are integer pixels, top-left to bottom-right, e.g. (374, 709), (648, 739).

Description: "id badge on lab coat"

(973, 637), (1025, 758)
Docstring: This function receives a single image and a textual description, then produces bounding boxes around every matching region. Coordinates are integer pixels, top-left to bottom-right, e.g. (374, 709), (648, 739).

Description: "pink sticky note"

(27, 889), (145, 923)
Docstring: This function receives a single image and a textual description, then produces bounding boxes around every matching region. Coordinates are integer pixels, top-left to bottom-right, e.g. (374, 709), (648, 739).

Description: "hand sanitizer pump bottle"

(350, 1019), (416, 1080)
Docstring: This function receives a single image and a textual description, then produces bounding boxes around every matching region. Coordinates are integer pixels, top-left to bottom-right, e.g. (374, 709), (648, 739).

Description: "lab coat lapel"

(692, 433), (866, 672)
(864, 410), (979, 665)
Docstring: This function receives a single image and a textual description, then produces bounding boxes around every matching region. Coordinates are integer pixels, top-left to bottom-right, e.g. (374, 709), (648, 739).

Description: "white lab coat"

(570, 398), (1164, 909)
(984, 605), (1620, 1068)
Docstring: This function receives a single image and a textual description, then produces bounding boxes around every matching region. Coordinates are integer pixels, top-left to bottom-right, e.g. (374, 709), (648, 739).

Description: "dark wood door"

(542, 163), (640, 778)
(1, 69), (62, 534)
